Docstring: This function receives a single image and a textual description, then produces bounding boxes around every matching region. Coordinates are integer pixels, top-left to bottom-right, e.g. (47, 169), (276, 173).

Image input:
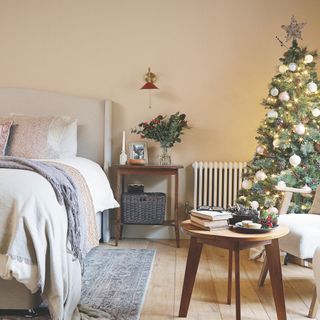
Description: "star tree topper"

(282, 16), (306, 42)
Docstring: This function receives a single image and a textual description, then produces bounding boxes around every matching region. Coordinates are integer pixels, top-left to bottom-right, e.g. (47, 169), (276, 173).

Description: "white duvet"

(0, 157), (118, 320)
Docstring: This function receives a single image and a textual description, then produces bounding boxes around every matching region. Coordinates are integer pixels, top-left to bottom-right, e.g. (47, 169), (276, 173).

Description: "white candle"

(122, 131), (125, 152)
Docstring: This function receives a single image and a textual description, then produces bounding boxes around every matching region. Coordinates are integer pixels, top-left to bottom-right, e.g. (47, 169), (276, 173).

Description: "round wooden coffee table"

(178, 220), (289, 320)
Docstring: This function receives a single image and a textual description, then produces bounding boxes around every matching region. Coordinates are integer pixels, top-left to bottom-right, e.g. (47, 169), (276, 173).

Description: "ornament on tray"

(270, 87), (279, 96)
(250, 201), (259, 210)
(255, 170), (267, 181)
(267, 110), (278, 118)
(304, 54), (314, 64)
(288, 62), (297, 72)
(294, 123), (305, 135)
(241, 179), (252, 190)
(289, 154), (301, 167)
(277, 181), (286, 188)
(312, 108), (320, 117)
(268, 207), (279, 215)
(279, 65), (288, 74)
(307, 81), (318, 93)
(256, 145), (265, 155)
(279, 91), (290, 102)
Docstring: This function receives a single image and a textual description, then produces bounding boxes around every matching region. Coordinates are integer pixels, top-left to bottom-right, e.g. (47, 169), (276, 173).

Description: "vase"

(159, 146), (171, 165)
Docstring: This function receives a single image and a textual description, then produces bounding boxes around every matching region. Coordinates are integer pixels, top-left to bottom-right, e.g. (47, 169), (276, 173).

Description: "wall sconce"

(140, 67), (158, 108)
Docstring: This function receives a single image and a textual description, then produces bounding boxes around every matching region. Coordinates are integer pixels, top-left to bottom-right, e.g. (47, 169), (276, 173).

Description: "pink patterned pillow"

(0, 121), (13, 155)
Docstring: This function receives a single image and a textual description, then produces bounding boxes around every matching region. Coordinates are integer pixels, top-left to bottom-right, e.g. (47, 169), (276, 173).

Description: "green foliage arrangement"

(238, 39), (320, 213)
(132, 112), (190, 148)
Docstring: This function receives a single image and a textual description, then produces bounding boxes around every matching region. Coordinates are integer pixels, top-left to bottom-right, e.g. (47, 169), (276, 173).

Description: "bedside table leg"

(174, 172), (180, 248)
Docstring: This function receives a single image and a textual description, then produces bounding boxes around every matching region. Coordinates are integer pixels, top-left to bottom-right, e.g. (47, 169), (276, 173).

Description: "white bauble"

(312, 108), (320, 117)
(273, 138), (280, 148)
(250, 201), (259, 210)
(304, 54), (314, 63)
(277, 181), (286, 188)
(241, 179), (252, 190)
(267, 110), (278, 118)
(268, 207), (279, 215)
(294, 123), (305, 135)
(289, 154), (301, 167)
(256, 145), (265, 155)
(255, 170), (267, 181)
(279, 91), (290, 102)
(302, 185), (312, 193)
(279, 65), (288, 74)
(270, 87), (279, 96)
(307, 81), (318, 93)
(288, 63), (297, 72)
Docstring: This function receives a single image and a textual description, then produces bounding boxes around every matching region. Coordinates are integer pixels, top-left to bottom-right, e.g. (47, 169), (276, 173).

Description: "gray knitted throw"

(0, 156), (82, 262)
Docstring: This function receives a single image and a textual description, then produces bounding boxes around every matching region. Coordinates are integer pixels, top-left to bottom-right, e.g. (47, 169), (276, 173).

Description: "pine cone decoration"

(275, 118), (284, 126)
(315, 143), (320, 153)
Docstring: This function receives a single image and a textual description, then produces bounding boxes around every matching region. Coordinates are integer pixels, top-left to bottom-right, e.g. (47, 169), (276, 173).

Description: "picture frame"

(128, 141), (148, 164)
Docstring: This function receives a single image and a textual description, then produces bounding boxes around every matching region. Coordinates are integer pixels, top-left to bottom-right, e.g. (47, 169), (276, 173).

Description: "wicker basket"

(121, 192), (166, 224)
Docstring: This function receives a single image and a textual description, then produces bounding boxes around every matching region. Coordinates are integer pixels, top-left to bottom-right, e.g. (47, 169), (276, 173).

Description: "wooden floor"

(110, 239), (319, 320)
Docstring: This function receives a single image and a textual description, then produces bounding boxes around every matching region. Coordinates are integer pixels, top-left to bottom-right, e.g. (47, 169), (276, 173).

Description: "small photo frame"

(128, 141), (148, 163)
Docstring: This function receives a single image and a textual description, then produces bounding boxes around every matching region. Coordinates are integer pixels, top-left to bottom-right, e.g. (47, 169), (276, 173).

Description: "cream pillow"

(0, 121), (13, 156)
(6, 115), (77, 159)
(309, 186), (320, 214)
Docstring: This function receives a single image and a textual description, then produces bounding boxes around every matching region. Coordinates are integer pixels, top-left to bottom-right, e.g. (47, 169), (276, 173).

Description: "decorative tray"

(233, 222), (277, 234)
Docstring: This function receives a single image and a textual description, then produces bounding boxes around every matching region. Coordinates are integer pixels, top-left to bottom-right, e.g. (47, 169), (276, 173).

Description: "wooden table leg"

(174, 171), (180, 248)
(227, 249), (233, 305)
(258, 255), (269, 287)
(308, 287), (318, 318)
(265, 239), (287, 320)
(178, 237), (203, 317)
(234, 245), (241, 320)
(115, 171), (121, 246)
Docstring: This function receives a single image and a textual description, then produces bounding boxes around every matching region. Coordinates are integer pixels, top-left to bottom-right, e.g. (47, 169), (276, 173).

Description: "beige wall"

(0, 0), (320, 237)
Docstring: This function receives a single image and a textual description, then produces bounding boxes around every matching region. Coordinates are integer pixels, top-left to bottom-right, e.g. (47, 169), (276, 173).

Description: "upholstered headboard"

(0, 87), (112, 170)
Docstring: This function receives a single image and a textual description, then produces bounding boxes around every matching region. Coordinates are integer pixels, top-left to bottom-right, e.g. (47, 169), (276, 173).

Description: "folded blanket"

(0, 156), (82, 262)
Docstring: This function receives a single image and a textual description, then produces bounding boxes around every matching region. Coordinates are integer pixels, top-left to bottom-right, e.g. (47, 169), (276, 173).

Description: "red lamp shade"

(140, 82), (158, 90)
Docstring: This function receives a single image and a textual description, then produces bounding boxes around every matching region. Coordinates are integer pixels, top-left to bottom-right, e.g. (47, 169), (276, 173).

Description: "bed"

(0, 88), (117, 318)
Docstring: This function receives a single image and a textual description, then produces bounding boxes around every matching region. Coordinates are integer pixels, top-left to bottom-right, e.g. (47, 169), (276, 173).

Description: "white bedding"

(0, 157), (118, 319)
(46, 157), (119, 213)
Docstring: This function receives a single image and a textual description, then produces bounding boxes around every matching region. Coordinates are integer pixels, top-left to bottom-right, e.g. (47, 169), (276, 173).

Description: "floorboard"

(111, 239), (319, 320)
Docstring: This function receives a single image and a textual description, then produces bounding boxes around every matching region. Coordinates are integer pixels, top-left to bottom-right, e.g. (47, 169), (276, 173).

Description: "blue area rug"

(0, 247), (156, 320)
(80, 247), (156, 320)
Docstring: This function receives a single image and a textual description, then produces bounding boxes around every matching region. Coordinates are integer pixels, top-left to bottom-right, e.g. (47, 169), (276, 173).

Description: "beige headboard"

(0, 87), (112, 170)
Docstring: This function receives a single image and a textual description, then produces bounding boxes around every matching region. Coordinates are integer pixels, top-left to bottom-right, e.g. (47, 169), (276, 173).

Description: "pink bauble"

(279, 91), (290, 102)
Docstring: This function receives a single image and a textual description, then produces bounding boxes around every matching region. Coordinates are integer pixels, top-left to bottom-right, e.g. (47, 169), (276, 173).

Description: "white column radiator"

(193, 161), (247, 209)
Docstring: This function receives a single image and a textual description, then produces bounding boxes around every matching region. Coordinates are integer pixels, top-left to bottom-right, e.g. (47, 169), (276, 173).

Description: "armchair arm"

(275, 185), (312, 215)
(275, 185), (312, 194)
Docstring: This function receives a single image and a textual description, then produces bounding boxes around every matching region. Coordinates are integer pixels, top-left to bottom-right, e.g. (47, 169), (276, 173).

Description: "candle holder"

(119, 131), (128, 165)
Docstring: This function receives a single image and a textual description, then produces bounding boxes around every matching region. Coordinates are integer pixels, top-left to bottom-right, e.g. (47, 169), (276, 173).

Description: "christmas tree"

(238, 17), (320, 214)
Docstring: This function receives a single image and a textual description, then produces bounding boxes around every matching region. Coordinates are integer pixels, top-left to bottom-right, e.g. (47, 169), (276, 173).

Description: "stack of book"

(190, 209), (232, 231)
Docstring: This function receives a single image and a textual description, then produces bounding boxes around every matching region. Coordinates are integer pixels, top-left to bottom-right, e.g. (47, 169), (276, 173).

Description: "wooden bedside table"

(112, 164), (183, 247)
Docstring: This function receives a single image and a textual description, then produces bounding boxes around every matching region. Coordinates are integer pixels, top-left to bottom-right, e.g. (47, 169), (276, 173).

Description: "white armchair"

(259, 185), (320, 318)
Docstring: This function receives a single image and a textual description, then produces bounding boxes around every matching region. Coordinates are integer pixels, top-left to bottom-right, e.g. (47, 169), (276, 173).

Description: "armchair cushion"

(278, 214), (320, 259)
